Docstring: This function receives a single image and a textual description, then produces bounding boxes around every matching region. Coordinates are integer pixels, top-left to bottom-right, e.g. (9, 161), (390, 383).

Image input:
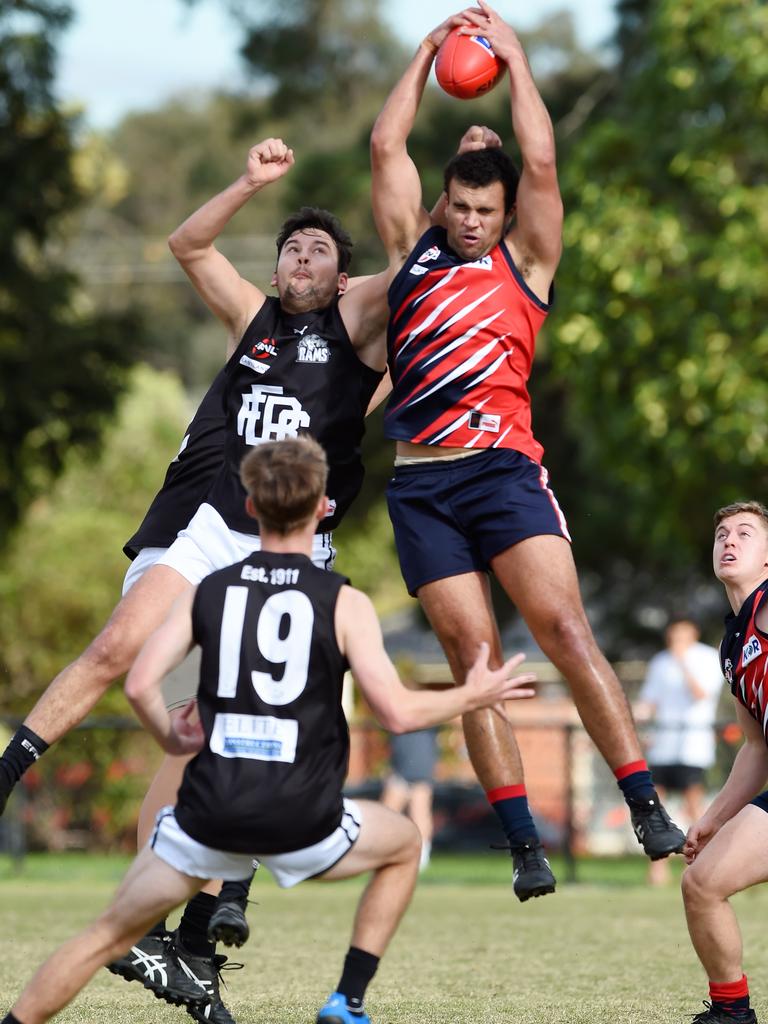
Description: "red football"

(435, 28), (505, 100)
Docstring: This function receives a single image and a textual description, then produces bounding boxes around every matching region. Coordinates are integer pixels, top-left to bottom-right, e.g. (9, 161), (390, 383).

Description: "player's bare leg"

(315, 801), (420, 1023)
(381, 777), (434, 869)
(10, 848), (206, 1024)
(417, 572), (555, 900)
(682, 805), (768, 1021)
(491, 535), (685, 860)
(0, 565), (191, 815)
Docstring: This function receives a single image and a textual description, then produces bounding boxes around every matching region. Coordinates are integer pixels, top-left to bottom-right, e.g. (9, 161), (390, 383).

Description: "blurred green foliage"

(0, 1), (144, 548)
(554, 0), (768, 571)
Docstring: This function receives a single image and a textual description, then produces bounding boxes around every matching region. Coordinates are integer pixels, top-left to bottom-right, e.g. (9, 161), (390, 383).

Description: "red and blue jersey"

(384, 226), (552, 458)
(720, 580), (768, 744)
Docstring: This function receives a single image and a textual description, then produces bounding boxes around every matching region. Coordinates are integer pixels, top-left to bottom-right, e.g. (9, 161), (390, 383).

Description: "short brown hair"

(275, 207), (353, 273)
(239, 437), (328, 535)
(714, 500), (768, 530)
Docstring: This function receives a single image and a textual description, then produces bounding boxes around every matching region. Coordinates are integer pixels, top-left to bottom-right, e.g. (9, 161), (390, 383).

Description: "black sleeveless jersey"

(123, 368), (226, 559)
(174, 550), (351, 854)
(720, 578), (768, 744)
(205, 296), (383, 535)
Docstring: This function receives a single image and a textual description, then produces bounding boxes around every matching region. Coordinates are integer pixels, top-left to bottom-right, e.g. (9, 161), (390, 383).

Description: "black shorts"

(386, 448), (570, 596)
(650, 763), (706, 792)
(389, 729), (439, 784)
(750, 789), (768, 814)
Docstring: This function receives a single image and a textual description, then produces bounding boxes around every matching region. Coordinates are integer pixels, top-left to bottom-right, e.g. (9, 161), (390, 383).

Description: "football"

(435, 28), (505, 100)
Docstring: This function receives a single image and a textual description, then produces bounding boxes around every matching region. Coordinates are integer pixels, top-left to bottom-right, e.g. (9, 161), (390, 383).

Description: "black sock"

(2, 1012), (24, 1024)
(178, 893), (217, 957)
(337, 946), (380, 1010)
(148, 918), (169, 939)
(0, 727), (49, 796)
(218, 866), (256, 910)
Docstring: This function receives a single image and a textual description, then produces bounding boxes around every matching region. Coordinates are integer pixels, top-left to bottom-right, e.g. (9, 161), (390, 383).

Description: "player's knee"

(540, 611), (594, 660)
(681, 861), (713, 908)
(399, 818), (422, 865)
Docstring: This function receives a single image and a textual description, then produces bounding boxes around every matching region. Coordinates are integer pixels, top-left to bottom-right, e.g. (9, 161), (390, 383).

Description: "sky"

(56, 0), (618, 130)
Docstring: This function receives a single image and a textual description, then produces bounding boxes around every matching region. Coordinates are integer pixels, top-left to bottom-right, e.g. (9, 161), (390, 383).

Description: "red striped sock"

(710, 974), (750, 1013)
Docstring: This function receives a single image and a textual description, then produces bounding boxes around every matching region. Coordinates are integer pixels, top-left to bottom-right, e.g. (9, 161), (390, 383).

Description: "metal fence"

(0, 714), (741, 880)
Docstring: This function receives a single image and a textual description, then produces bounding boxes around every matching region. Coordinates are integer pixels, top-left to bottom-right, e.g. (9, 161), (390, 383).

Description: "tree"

(551, 0), (768, 572)
(0, 0), (142, 548)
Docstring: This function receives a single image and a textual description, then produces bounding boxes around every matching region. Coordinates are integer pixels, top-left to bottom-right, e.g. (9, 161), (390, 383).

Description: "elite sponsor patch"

(210, 713), (298, 763)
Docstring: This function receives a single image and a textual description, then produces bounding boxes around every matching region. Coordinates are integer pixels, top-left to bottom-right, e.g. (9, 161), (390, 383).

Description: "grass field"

(0, 852), (765, 1024)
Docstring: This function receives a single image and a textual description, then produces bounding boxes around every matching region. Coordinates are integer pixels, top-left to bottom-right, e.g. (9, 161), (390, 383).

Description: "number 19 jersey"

(175, 551), (351, 854)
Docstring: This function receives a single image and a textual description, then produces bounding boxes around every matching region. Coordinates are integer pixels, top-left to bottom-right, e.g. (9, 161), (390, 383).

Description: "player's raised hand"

(245, 138), (295, 189)
(458, 125), (503, 154)
(461, 1), (522, 64)
(167, 699), (205, 756)
(464, 642), (537, 709)
(424, 8), (475, 51)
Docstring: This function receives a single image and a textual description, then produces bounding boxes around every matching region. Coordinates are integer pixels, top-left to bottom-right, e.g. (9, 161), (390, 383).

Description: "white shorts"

(122, 546), (167, 596)
(156, 503), (336, 585)
(150, 800), (362, 889)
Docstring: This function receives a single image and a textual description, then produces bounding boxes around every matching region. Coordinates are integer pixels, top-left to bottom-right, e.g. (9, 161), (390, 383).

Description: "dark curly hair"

(443, 149), (520, 214)
(275, 207), (354, 273)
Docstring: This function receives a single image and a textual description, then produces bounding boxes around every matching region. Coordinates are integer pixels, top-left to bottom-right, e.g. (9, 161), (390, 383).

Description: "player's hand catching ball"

(245, 137), (295, 190)
(423, 8), (475, 53)
(461, 0), (523, 66)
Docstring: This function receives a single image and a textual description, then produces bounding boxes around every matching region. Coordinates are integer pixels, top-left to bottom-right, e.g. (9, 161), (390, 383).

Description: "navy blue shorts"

(386, 448), (571, 596)
(750, 790), (768, 814)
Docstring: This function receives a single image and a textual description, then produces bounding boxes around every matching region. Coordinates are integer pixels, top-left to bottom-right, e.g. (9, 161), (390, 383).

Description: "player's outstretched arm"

(168, 138), (295, 351)
(336, 587), (536, 732)
(370, 10), (473, 268)
(463, 2), (563, 275)
(124, 588), (203, 756)
(683, 700), (768, 863)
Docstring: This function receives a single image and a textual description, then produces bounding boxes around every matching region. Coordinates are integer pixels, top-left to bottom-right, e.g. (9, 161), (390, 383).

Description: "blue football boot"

(316, 991), (371, 1024)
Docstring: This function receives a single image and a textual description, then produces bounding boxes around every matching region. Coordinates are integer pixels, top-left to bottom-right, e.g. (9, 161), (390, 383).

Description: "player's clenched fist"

(245, 137), (295, 189)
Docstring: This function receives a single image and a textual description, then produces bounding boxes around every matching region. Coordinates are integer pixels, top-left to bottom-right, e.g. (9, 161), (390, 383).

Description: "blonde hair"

(714, 500), (768, 531)
(239, 436), (328, 535)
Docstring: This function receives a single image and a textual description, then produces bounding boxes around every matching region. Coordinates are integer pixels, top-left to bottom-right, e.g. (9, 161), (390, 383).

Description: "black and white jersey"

(205, 296), (383, 535)
(123, 369), (226, 559)
(175, 550), (351, 854)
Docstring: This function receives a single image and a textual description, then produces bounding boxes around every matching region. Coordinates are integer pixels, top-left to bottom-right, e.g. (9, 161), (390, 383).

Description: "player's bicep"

(510, 163), (564, 268)
(371, 144), (430, 263)
(177, 246), (266, 338)
(734, 699), (765, 746)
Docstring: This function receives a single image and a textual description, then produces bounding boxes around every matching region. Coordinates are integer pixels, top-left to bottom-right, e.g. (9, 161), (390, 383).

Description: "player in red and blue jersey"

(370, 0), (685, 896)
(682, 501), (768, 1024)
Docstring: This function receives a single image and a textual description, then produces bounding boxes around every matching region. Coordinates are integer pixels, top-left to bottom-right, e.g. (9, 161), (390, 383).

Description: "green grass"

(0, 852), (765, 1023)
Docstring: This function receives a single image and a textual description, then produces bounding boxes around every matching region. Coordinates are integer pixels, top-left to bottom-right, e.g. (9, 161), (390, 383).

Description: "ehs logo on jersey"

(237, 384), (310, 445)
(742, 634), (763, 668)
(723, 657), (733, 686)
(409, 264), (430, 276)
(417, 246), (441, 264)
(296, 333), (330, 364)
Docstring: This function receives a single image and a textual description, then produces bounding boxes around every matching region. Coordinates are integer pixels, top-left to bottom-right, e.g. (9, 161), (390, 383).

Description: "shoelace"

(211, 956), (244, 993)
(690, 1000), (750, 1023)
